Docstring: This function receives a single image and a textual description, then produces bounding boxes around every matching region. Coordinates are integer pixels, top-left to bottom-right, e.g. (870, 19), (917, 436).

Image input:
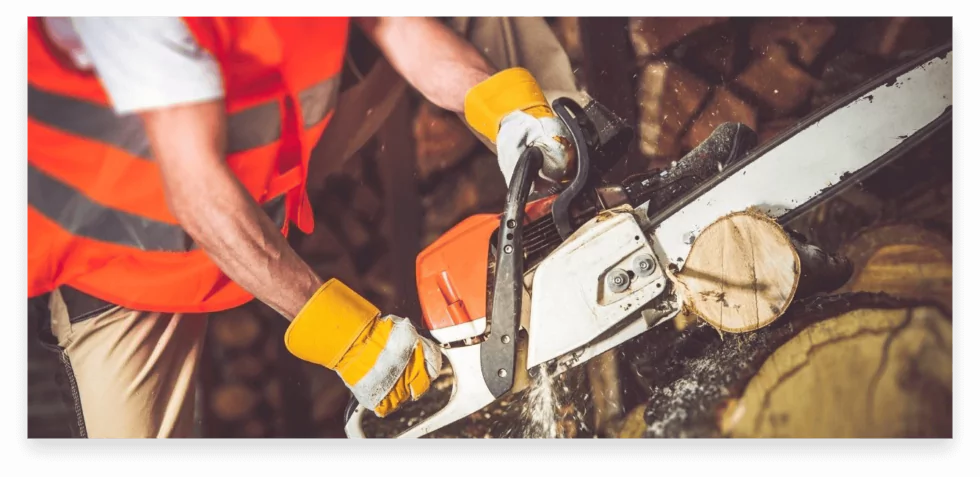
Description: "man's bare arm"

(140, 101), (321, 320)
(355, 17), (495, 113)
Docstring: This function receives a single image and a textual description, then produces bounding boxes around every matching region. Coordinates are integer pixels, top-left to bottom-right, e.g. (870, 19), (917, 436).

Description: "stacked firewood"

(606, 17), (953, 438)
(201, 304), (284, 437)
(199, 17), (952, 438)
(628, 17), (950, 163)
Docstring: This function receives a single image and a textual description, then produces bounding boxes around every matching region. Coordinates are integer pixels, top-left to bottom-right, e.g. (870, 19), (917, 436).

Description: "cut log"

(749, 18), (836, 67)
(637, 60), (710, 159)
(226, 356), (264, 379)
(614, 293), (951, 438)
(263, 381), (282, 410)
(350, 185), (383, 223)
(735, 43), (816, 116)
(337, 213), (372, 252)
(682, 88), (758, 151)
(311, 377), (352, 424)
(294, 217), (343, 265)
(585, 350), (622, 434)
(629, 17), (728, 58)
(210, 384), (259, 421)
(242, 420), (267, 438)
(673, 210), (851, 333)
(608, 403), (648, 439)
(722, 305), (951, 437)
(854, 17), (934, 59)
(839, 223), (951, 313)
(413, 100), (478, 183)
(264, 334), (279, 361)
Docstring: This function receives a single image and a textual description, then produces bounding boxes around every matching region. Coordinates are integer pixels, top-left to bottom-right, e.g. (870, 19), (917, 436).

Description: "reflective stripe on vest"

(27, 76), (340, 252)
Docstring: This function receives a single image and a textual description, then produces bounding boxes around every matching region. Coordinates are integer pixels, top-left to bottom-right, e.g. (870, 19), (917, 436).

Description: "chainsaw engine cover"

(416, 196), (557, 343)
(526, 206), (667, 369)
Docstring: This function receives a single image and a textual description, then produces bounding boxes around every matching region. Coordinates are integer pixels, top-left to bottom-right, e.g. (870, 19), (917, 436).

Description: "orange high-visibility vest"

(28, 17), (350, 313)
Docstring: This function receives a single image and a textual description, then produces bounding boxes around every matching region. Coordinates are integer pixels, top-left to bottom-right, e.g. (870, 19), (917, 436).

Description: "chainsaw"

(344, 43), (952, 438)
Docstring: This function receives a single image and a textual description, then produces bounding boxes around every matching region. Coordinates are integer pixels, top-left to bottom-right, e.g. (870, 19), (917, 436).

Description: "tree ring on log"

(673, 209), (801, 333)
(839, 223), (952, 314)
(721, 305), (951, 438)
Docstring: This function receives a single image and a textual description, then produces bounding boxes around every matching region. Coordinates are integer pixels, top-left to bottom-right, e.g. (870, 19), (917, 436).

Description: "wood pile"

(202, 304), (287, 437)
(197, 17), (952, 438)
(628, 17), (950, 164)
(27, 17), (952, 439)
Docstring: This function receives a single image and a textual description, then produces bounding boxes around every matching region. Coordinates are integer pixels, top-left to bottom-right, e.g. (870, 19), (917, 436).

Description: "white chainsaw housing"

(526, 206), (668, 369)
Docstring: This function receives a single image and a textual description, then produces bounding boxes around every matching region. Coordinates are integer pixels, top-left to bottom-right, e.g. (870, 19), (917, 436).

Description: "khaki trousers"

(33, 17), (579, 439)
(45, 289), (207, 438)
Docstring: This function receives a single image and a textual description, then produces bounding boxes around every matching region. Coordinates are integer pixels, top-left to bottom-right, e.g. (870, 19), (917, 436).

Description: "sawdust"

(521, 365), (562, 438)
(643, 356), (731, 438)
(625, 319), (785, 437)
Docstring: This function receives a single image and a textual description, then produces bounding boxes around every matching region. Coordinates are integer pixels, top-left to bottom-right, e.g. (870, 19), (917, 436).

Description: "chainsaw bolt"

(498, 368), (508, 378)
(504, 244), (513, 254)
(633, 254), (656, 277)
(506, 219), (517, 229)
(607, 268), (630, 293)
(501, 334), (511, 344)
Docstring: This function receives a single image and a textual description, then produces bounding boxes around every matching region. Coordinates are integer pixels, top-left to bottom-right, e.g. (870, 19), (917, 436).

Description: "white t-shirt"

(44, 17), (225, 115)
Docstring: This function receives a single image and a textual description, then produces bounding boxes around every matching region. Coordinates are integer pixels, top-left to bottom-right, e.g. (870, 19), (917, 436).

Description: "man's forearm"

(169, 165), (322, 320)
(356, 17), (495, 113)
(143, 102), (321, 320)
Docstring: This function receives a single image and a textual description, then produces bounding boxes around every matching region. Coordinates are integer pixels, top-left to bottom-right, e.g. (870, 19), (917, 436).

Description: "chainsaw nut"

(633, 254), (656, 277)
(607, 268), (630, 293)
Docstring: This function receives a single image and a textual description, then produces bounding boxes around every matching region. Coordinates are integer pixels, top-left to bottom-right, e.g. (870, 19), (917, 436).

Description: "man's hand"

(464, 68), (576, 186)
(355, 18), (575, 186)
(493, 101), (575, 187)
(284, 280), (442, 417)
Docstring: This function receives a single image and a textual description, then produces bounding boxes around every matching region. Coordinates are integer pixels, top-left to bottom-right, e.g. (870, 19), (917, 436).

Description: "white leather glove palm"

(495, 110), (575, 188)
(463, 67), (576, 188)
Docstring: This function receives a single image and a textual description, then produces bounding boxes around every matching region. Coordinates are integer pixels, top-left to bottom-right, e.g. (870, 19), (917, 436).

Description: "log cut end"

(721, 305), (951, 438)
(675, 211), (801, 333)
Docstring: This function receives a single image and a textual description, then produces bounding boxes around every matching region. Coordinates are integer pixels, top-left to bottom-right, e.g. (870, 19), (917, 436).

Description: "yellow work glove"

(283, 279), (442, 417)
(464, 68), (575, 187)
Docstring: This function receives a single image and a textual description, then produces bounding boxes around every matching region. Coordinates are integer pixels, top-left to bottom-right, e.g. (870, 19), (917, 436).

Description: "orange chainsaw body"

(416, 195), (556, 335)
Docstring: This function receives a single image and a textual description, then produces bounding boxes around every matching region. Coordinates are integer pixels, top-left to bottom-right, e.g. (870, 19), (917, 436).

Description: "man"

(27, 17), (575, 437)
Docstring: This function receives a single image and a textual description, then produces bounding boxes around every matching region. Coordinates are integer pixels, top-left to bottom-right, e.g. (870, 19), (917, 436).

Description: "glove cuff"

(284, 279), (380, 369)
(464, 67), (551, 143)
